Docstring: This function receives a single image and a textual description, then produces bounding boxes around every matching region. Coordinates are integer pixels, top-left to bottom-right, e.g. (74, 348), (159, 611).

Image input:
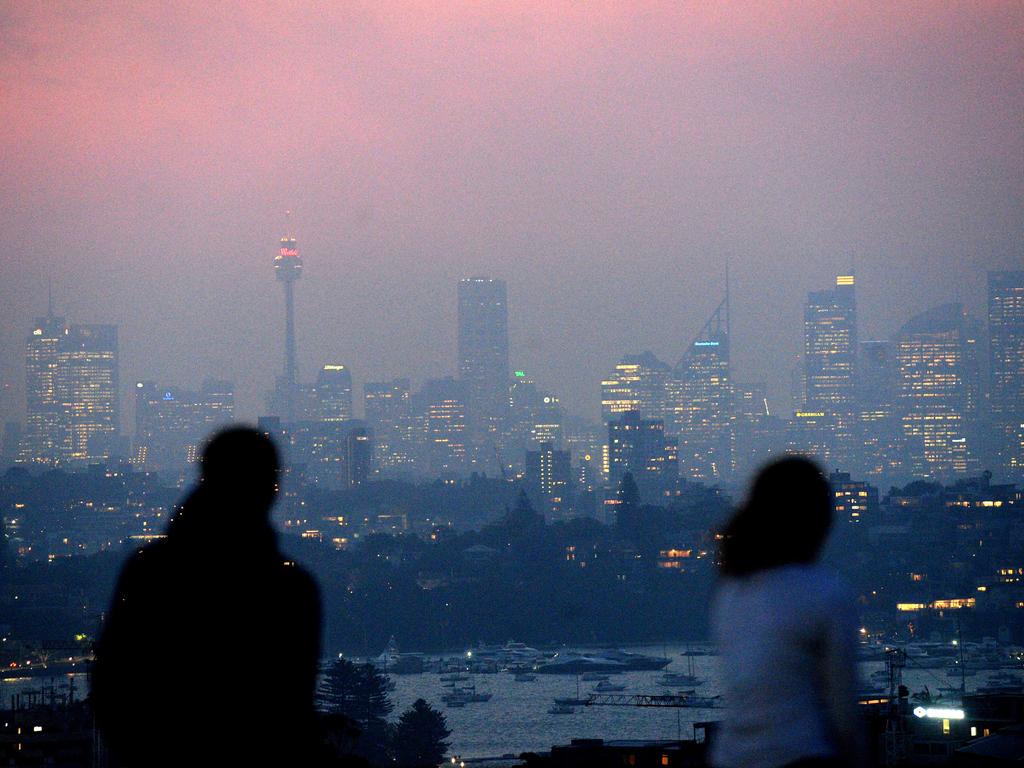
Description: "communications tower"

(274, 218), (302, 422)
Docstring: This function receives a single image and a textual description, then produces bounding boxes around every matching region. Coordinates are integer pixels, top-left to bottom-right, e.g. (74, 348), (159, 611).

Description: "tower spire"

(274, 214), (303, 422)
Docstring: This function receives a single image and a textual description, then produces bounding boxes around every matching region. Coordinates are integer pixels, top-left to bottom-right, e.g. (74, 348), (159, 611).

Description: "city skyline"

(9, 265), (1022, 490)
(1, 262), (1017, 427)
(1, 4), (1021, 425)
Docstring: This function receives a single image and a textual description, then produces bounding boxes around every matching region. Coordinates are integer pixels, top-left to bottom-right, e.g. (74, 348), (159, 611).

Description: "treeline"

(293, 485), (729, 655)
(3, 477), (732, 654)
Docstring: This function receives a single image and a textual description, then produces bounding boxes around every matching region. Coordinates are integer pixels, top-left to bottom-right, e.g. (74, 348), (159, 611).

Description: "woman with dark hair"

(712, 457), (865, 768)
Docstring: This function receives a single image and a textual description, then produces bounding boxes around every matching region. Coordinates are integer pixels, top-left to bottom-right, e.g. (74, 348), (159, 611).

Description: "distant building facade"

(364, 378), (414, 472)
(21, 320), (120, 466)
(458, 278), (509, 455)
(988, 271), (1024, 478)
(667, 297), (733, 481)
(896, 304), (974, 478)
(133, 380), (234, 471)
(601, 352), (669, 422)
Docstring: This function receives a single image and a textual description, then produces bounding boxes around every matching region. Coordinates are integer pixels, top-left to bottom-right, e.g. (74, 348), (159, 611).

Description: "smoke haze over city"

(1, 2), (1022, 422)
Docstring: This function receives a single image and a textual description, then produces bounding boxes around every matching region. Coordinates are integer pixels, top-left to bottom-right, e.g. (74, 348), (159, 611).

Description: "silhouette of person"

(712, 457), (866, 768)
(92, 428), (322, 767)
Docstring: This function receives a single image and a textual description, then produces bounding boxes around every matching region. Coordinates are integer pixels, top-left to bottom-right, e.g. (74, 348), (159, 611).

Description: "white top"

(711, 564), (861, 768)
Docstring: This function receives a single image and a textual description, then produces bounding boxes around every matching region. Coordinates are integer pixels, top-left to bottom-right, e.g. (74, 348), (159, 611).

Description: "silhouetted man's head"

(200, 428), (280, 512)
(719, 456), (831, 578)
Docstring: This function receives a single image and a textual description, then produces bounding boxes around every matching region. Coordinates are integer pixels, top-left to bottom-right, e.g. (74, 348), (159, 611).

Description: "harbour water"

(1, 643), (1014, 760)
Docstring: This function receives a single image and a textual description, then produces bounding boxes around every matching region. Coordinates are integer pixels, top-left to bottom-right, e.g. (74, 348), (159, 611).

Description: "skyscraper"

(274, 230), (303, 422)
(57, 324), (119, 463)
(364, 378), (414, 472)
(19, 311), (66, 465)
(804, 275), (857, 409)
(666, 296), (734, 481)
(896, 304), (973, 478)
(988, 271), (1024, 476)
(600, 352), (670, 422)
(607, 410), (674, 491)
(133, 380), (235, 471)
(503, 370), (565, 468)
(457, 278), (509, 450)
(298, 364), (353, 422)
(525, 441), (572, 517)
(801, 275), (857, 468)
(856, 340), (901, 478)
(414, 377), (468, 477)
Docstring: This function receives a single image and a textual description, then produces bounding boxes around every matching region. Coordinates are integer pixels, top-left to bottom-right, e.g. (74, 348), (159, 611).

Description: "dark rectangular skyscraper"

(458, 277), (510, 449)
(988, 271), (1024, 476)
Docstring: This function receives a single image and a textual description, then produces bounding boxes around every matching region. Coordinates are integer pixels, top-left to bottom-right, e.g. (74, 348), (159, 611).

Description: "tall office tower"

(274, 231), (303, 422)
(803, 275), (857, 467)
(414, 377), (468, 477)
(364, 378), (414, 472)
(288, 419), (373, 490)
(56, 325), (119, 463)
(133, 380), (235, 471)
(896, 304), (973, 478)
(19, 311), (66, 465)
(600, 352), (670, 421)
(298, 364), (353, 422)
(457, 278), (509, 450)
(666, 296), (734, 481)
(607, 410), (675, 493)
(988, 271), (1024, 476)
(786, 410), (841, 466)
(733, 382), (775, 479)
(346, 426), (373, 487)
(525, 441), (572, 517)
(856, 341), (901, 478)
(804, 275), (857, 409)
(503, 370), (564, 467)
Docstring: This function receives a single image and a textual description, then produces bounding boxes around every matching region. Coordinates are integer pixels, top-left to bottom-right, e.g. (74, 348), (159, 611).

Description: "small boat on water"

(535, 649), (670, 675)
(442, 688), (492, 705)
(548, 705), (575, 715)
(593, 680), (626, 692)
(658, 672), (703, 687)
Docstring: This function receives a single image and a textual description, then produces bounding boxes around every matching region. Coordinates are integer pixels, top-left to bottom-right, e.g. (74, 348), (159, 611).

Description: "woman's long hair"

(718, 457), (832, 578)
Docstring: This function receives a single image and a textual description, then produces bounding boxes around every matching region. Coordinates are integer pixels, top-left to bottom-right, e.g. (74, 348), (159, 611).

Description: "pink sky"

(1, 2), (1022, 420)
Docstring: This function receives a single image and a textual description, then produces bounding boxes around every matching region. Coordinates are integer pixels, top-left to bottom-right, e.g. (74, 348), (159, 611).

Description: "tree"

(318, 658), (393, 765)
(393, 699), (451, 768)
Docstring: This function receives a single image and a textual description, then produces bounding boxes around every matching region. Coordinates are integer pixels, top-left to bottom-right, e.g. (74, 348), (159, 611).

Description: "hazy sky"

(1, 2), (1021, 425)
